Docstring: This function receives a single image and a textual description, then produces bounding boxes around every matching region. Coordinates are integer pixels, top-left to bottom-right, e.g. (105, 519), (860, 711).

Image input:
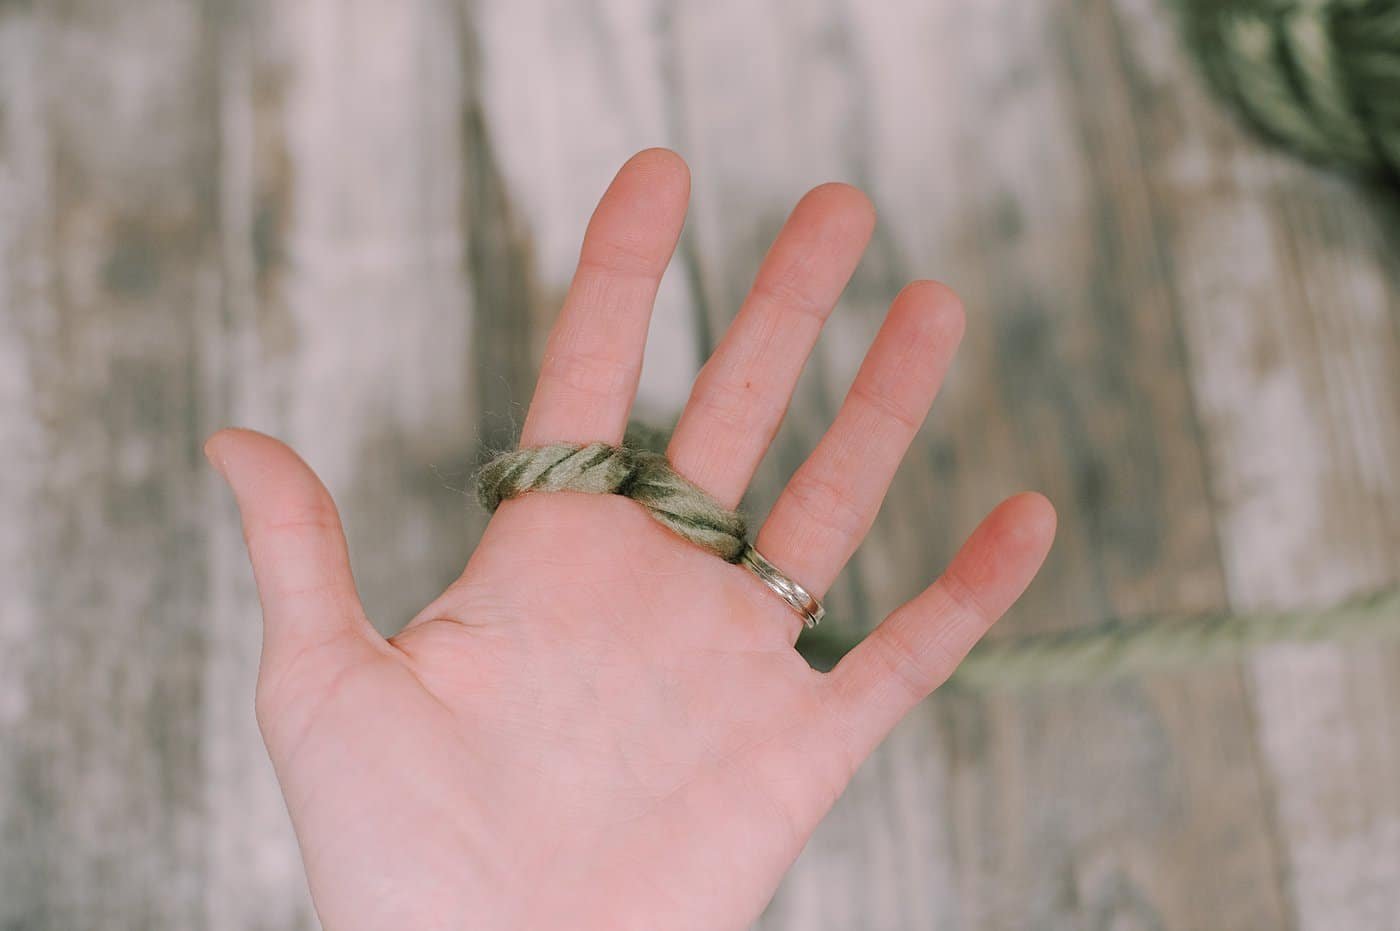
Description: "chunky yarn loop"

(476, 443), (749, 562)
(1177, 0), (1400, 178)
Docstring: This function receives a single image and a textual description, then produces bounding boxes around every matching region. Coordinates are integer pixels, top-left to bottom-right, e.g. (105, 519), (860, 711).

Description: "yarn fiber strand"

(477, 442), (749, 562)
(796, 584), (1400, 689)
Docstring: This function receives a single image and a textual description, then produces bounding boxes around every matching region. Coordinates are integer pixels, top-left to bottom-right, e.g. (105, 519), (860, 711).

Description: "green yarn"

(801, 585), (1400, 689)
(477, 442), (749, 562)
(1176, 0), (1400, 178)
(478, 441), (1398, 690)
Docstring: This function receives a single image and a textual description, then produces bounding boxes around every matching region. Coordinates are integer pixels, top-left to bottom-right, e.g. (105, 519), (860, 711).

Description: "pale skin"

(207, 149), (1057, 930)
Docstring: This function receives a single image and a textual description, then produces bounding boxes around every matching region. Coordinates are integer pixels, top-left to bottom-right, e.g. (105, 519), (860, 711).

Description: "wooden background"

(3, 0), (1399, 928)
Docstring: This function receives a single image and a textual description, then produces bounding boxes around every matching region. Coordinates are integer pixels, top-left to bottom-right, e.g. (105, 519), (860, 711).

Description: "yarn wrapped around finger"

(477, 442), (750, 563)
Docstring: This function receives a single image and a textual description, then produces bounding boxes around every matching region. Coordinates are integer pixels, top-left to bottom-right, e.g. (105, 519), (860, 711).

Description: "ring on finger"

(739, 544), (825, 628)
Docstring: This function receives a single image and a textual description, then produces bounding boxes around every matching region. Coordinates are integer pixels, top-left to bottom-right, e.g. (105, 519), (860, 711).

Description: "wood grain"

(1, 0), (1396, 928)
(1, 2), (219, 926)
(1112, 0), (1400, 926)
(203, 3), (475, 927)
(743, 1), (1284, 927)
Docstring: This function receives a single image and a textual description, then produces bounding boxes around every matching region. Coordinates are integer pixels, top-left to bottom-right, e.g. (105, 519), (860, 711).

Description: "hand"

(207, 148), (1056, 931)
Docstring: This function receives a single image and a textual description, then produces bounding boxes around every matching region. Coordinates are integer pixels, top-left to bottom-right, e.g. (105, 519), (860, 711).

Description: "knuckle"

(936, 567), (993, 630)
(536, 349), (637, 404)
(751, 272), (828, 322)
(690, 370), (770, 431)
(578, 237), (663, 279)
(244, 503), (339, 552)
(783, 468), (868, 539)
(868, 622), (936, 706)
(848, 382), (925, 433)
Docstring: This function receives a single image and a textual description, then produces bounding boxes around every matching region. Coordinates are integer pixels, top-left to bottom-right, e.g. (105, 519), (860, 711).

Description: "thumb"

(206, 428), (376, 673)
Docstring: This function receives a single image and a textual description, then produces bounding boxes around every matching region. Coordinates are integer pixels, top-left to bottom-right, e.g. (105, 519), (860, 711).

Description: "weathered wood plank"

(0, 4), (52, 926)
(2, 1), (1397, 928)
(0, 2), (220, 926)
(199, 6), (313, 927)
(1111, 0), (1400, 926)
(202, 1), (475, 927)
(850, 1), (1290, 926)
(470, 0), (702, 430)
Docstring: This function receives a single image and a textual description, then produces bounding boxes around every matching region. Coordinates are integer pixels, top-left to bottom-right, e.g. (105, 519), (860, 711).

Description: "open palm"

(207, 149), (1056, 931)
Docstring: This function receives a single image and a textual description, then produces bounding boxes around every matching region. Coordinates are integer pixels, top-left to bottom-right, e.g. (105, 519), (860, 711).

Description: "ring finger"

(666, 183), (875, 507)
(755, 280), (965, 640)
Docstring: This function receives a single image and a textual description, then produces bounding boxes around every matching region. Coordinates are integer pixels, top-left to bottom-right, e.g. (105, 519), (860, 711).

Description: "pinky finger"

(825, 492), (1056, 760)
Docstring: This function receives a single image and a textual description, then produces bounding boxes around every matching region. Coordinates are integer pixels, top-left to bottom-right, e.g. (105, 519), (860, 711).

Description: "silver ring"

(739, 544), (825, 628)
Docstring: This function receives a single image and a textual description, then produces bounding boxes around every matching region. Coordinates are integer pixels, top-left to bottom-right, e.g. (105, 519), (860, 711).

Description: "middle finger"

(666, 183), (875, 507)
